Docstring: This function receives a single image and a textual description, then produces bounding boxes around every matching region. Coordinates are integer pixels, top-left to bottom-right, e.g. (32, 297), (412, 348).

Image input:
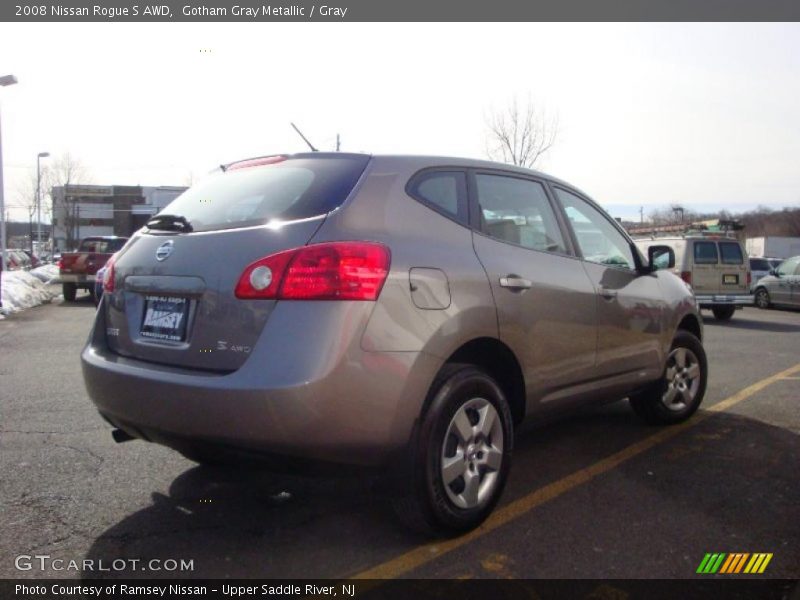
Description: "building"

(51, 184), (187, 251)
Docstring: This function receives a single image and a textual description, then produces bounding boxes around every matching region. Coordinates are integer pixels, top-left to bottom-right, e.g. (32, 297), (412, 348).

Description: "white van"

(635, 235), (753, 320)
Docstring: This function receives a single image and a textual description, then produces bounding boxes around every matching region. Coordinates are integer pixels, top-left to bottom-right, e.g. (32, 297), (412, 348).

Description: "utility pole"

(336, 133), (340, 152)
(36, 152), (50, 255)
(639, 206), (644, 224)
(0, 73), (19, 271)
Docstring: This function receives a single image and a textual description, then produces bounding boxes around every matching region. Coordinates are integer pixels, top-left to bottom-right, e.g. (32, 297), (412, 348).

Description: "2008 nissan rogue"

(82, 153), (707, 534)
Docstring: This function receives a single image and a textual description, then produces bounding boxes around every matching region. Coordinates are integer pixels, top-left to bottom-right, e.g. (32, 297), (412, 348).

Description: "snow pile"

(29, 264), (60, 284)
(1, 269), (60, 316)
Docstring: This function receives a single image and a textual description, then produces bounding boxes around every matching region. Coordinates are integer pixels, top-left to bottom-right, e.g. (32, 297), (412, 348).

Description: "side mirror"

(769, 269), (779, 277)
(648, 245), (675, 271)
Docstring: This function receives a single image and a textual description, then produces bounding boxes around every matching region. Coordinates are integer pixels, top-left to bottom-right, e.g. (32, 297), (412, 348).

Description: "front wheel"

(755, 288), (771, 310)
(630, 331), (707, 425)
(712, 305), (736, 320)
(392, 364), (513, 535)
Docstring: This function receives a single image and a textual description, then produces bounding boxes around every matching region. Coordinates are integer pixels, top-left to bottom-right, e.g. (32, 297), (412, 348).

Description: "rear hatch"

(691, 239), (749, 295)
(103, 153), (370, 372)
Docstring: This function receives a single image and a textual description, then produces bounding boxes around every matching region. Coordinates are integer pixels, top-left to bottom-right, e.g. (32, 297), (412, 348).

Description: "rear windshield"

(749, 258), (770, 271)
(79, 238), (128, 253)
(153, 156), (370, 233)
(693, 241), (718, 264)
(719, 242), (744, 265)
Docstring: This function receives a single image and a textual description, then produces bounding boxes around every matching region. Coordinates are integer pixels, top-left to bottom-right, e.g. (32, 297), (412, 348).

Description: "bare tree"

(14, 169), (41, 225)
(485, 95), (558, 168)
(46, 153), (92, 249)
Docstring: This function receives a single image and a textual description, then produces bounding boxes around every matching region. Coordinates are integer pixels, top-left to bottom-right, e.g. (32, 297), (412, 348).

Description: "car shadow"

(80, 403), (800, 579)
(81, 464), (402, 579)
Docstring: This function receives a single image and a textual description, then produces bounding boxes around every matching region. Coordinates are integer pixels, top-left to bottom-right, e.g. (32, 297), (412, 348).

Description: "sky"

(1, 22), (799, 222)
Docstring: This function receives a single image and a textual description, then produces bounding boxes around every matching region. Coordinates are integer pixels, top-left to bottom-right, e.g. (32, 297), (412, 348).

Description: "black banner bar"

(4, 0), (800, 22)
(2, 579), (799, 600)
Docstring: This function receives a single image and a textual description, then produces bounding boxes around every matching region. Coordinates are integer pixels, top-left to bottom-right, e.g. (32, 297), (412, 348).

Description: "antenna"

(290, 122), (318, 152)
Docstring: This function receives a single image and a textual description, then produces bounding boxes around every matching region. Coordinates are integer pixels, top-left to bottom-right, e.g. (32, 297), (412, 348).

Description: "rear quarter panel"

(311, 157), (499, 359)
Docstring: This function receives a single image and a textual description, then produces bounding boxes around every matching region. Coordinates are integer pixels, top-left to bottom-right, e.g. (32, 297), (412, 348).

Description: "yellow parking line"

(352, 362), (800, 580)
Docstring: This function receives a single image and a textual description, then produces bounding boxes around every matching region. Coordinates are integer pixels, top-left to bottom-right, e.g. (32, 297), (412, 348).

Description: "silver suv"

(82, 154), (707, 534)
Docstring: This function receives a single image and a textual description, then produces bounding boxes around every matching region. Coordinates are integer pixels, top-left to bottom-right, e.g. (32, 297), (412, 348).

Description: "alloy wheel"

(661, 347), (702, 412)
(440, 398), (504, 509)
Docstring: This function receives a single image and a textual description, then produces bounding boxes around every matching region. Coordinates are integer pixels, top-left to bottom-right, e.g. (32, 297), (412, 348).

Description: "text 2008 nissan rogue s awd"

(82, 153), (706, 534)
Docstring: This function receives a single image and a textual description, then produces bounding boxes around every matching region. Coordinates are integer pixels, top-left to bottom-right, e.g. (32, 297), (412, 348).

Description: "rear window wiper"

(146, 214), (194, 233)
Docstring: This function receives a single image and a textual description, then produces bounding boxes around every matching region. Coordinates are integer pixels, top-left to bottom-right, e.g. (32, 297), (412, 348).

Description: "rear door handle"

(599, 287), (618, 300)
(499, 276), (532, 290)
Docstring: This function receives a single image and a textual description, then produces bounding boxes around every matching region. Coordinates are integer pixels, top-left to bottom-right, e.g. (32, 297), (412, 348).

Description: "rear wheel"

(392, 364), (513, 535)
(62, 283), (76, 302)
(630, 330), (707, 425)
(755, 288), (771, 310)
(711, 305), (736, 320)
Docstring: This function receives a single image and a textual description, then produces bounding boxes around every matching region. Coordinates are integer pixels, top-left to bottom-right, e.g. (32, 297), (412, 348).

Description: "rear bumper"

(696, 294), (753, 306)
(81, 302), (441, 466)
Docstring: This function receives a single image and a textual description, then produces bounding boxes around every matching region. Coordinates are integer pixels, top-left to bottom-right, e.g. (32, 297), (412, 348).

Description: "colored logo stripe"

(697, 553), (726, 574)
(720, 553), (749, 573)
(744, 553), (773, 574)
(697, 553), (773, 574)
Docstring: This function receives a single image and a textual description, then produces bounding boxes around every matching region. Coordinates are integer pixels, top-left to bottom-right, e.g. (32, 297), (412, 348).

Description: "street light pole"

(0, 74), (19, 272)
(36, 152), (50, 255)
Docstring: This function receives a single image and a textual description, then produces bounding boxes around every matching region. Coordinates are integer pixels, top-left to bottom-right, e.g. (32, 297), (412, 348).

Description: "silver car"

(82, 153), (707, 533)
(754, 255), (800, 309)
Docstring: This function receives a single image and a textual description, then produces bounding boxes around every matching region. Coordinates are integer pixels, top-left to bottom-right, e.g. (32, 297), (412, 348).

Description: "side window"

(408, 170), (468, 224)
(554, 188), (635, 269)
(694, 242), (719, 264)
(719, 242), (744, 265)
(475, 174), (567, 254)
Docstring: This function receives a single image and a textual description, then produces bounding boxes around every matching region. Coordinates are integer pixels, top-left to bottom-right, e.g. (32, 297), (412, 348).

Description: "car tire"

(62, 283), (77, 302)
(392, 364), (513, 536)
(630, 330), (708, 425)
(755, 288), (771, 310)
(711, 305), (736, 320)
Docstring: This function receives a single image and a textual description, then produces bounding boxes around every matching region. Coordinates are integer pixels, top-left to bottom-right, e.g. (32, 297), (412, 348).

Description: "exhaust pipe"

(111, 428), (135, 443)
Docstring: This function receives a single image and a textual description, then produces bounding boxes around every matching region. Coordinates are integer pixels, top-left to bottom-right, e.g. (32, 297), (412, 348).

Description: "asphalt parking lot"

(1, 292), (798, 580)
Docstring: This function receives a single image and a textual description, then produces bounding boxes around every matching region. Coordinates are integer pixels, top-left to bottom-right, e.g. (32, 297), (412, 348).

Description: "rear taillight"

(235, 242), (391, 301)
(57, 259), (63, 269)
(103, 256), (116, 293)
(680, 271), (692, 285)
(747, 272), (752, 286)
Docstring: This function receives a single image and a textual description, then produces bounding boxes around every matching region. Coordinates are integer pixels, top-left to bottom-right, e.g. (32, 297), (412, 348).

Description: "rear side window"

(407, 170), (468, 224)
(693, 242), (718, 264)
(749, 258), (769, 271)
(719, 242), (744, 265)
(476, 174), (568, 254)
(155, 156), (370, 233)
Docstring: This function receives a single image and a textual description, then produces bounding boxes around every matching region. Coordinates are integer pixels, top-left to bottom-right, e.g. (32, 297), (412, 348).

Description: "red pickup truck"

(58, 236), (128, 302)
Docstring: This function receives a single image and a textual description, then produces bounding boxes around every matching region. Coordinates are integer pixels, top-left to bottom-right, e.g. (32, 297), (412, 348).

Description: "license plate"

(723, 274), (738, 284)
(141, 296), (189, 341)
